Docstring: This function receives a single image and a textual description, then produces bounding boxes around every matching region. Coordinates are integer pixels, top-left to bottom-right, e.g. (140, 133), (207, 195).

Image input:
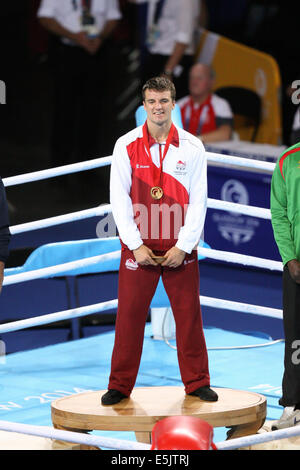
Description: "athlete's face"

(143, 89), (175, 127)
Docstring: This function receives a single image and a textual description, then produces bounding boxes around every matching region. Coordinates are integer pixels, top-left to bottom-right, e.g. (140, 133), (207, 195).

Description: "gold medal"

(150, 186), (163, 200)
(143, 124), (175, 203)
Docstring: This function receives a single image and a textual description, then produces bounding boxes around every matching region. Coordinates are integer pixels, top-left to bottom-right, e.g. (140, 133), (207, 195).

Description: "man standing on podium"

(101, 76), (217, 406)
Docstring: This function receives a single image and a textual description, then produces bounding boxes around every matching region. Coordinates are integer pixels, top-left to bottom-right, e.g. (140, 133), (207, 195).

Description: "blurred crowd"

(0, 1), (299, 176)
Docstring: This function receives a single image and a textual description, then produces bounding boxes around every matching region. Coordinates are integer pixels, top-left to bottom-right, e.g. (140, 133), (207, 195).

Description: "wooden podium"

(51, 386), (266, 449)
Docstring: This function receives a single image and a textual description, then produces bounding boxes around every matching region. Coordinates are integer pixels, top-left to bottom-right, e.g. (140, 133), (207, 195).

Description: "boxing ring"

(0, 150), (298, 450)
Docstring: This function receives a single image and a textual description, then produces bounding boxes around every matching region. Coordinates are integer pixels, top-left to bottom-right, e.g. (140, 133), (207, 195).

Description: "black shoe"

(101, 389), (128, 406)
(188, 386), (218, 402)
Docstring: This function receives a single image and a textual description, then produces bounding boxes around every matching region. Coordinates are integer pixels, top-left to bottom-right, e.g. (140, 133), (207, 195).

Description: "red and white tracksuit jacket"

(108, 122), (210, 396)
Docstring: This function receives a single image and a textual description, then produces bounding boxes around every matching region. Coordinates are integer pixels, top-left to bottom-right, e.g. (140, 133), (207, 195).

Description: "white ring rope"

(2, 152), (275, 188)
(3, 250), (121, 286)
(198, 246), (282, 271)
(10, 204), (111, 235)
(0, 419), (151, 450)
(0, 293), (282, 334)
(0, 300), (118, 334)
(215, 425), (300, 450)
(207, 198), (271, 219)
(3, 246), (282, 288)
(3, 157), (112, 187)
(9, 199), (271, 235)
(200, 295), (282, 319)
(0, 417), (299, 451)
(206, 151), (275, 172)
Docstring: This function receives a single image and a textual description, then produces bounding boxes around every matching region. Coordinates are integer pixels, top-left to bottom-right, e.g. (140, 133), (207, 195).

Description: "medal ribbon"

(142, 123), (176, 190)
(181, 95), (216, 136)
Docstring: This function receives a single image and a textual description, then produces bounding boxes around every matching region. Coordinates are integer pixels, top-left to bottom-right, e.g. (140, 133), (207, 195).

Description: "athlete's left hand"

(161, 246), (186, 268)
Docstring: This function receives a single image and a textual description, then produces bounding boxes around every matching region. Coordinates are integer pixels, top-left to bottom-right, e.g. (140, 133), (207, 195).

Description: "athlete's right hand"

(287, 259), (300, 284)
(133, 245), (158, 266)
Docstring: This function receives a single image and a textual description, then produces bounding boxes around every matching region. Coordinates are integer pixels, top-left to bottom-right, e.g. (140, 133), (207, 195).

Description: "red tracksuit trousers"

(108, 248), (210, 396)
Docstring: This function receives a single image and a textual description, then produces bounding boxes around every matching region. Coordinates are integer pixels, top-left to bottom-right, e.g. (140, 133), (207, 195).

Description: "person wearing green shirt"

(270, 142), (300, 430)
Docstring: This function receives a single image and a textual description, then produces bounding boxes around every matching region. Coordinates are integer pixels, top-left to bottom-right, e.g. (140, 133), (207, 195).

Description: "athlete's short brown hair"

(142, 76), (176, 102)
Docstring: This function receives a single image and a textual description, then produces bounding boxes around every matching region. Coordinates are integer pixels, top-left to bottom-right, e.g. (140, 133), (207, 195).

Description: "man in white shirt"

(101, 75), (218, 406)
(178, 63), (233, 143)
(139, 0), (203, 99)
(37, 0), (121, 168)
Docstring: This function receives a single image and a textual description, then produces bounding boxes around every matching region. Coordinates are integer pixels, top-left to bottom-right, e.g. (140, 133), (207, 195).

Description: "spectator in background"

(37, 0), (121, 169)
(139, 0), (206, 99)
(0, 178), (11, 293)
(177, 63), (233, 143)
